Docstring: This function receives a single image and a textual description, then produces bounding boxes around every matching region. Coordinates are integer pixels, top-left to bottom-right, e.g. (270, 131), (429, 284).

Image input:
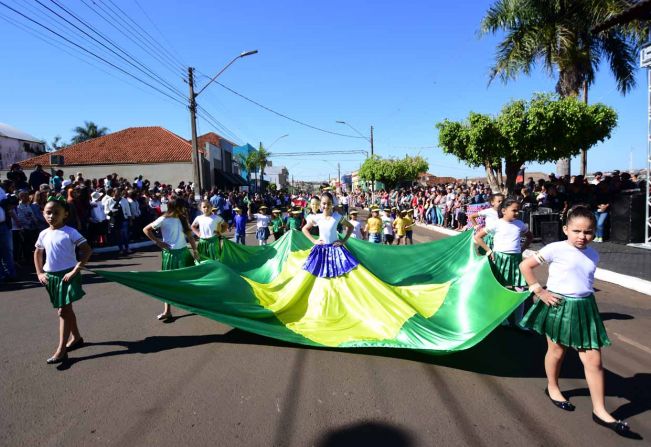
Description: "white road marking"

(612, 332), (651, 356)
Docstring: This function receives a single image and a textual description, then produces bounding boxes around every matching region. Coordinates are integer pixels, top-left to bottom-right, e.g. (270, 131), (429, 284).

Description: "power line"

(46, 0), (186, 101)
(210, 79), (367, 139)
(99, 0), (186, 73)
(196, 107), (243, 145)
(80, 0), (184, 77)
(0, 1), (187, 107)
(133, 0), (187, 69)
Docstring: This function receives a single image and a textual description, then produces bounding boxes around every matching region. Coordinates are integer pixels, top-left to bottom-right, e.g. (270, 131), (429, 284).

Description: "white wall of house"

(0, 136), (46, 170)
(1, 162), (193, 187)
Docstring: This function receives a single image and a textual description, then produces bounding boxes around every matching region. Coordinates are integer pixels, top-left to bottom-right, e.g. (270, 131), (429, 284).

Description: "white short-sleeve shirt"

(537, 241), (599, 297)
(478, 207), (499, 227)
(485, 219), (528, 254)
(192, 214), (224, 238)
(35, 226), (87, 272)
(151, 216), (187, 249)
(313, 212), (342, 244)
(254, 214), (272, 229)
(382, 216), (394, 235)
(350, 220), (363, 239)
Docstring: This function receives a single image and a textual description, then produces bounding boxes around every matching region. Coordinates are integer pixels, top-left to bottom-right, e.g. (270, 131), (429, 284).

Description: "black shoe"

(66, 337), (85, 351)
(46, 352), (68, 364)
(592, 413), (635, 438)
(545, 388), (575, 411)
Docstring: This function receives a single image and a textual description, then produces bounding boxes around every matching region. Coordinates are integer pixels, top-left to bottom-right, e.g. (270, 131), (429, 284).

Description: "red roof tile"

(19, 126), (192, 168)
(195, 132), (237, 149)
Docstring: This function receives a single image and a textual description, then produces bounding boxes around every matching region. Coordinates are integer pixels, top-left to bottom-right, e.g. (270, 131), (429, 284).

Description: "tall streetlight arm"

(195, 50), (258, 98)
(336, 120), (371, 143)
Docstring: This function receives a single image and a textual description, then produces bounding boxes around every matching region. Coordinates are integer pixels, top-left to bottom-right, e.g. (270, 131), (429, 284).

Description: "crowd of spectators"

(0, 162), (647, 283)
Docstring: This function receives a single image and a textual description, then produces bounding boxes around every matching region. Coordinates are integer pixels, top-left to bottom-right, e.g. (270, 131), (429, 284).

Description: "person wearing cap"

(233, 207), (247, 244)
(271, 208), (286, 241)
(404, 209), (415, 245)
(348, 210), (363, 239)
(287, 209), (304, 231)
(253, 205), (271, 246)
(365, 207), (383, 243)
(590, 172), (603, 185)
(88, 190), (107, 247)
(393, 210), (407, 245)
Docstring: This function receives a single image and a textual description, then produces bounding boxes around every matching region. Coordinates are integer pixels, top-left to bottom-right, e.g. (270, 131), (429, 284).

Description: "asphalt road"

(1, 222), (649, 446)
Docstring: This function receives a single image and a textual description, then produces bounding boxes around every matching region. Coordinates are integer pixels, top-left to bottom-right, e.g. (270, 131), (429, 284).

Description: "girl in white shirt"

(35, 200), (92, 364)
(348, 210), (363, 239)
(253, 206), (272, 246)
(301, 192), (356, 278)
(143, 198), (199, 321)
(469, 193), (504, 254)
(519, 206), (631, 437)
(475, 198), (533, 326)
(191, 200), (225, 261)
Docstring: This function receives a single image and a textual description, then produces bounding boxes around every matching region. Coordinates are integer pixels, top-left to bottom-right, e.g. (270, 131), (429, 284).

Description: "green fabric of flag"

(94, 230), (528, 353)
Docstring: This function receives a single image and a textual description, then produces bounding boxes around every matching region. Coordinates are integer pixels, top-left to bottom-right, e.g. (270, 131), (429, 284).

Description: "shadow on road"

(600, 312), (635, 321)
(314, 421), (414, 447)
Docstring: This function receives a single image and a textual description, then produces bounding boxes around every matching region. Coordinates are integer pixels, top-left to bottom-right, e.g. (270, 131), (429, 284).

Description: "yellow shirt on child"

(394, 217), (406, 236)
(403, 216), (414, 231)
(366, 217), (382, 234)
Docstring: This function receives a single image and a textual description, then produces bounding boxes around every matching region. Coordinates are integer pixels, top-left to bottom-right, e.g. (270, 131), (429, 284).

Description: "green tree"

(358, 155), (429, 190)
(48, 135), (68, 152)
(71, 121), (109, 144)
(235, 151), (258, 190)
(436, 94), (617, 194)
(480, 0), (642, 175)
(257, 143), (271, 193)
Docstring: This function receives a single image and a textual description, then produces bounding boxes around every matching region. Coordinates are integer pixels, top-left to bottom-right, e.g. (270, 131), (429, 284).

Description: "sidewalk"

(415, 221), (651, 296)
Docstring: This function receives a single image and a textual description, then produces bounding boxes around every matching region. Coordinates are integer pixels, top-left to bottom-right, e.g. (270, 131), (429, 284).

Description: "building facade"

(0, 123), (46, 170)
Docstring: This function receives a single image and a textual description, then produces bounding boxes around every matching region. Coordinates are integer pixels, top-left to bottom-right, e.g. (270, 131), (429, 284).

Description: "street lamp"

(267, 134), (289, 149)
(188, 50), (258, 197)
(337, 120), (375, 202)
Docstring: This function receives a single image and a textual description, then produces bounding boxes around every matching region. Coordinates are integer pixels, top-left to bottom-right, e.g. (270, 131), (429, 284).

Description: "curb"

(415, 222), (651, 297)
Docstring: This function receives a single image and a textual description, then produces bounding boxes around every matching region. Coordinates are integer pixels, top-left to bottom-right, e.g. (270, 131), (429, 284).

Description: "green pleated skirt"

(46, 268), (85, 308)
(490, 251), (526, 288)
(478, 232), (494, 255)
(520, 293), (611, 350)
(161, 247), (195, 271)
(197, 236), (220, 261)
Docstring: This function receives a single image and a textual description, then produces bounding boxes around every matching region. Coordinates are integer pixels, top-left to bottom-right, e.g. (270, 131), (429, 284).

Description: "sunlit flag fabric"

(95, 230), (528, 353)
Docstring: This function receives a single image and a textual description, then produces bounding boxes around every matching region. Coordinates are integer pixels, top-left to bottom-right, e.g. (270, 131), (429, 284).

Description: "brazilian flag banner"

(95, 230), (528, 353)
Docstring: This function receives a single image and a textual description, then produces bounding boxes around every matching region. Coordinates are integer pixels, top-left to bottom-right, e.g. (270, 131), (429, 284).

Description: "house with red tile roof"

(11, 126), (246, 190)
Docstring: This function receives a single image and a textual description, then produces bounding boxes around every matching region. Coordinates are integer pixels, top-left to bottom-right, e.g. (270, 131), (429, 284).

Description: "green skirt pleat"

(197, 236), (220, 261)
(520, 293), (611, 350)
(478, 233), (494, 255)
(490, 251), (526, 287)
(46, 268), (85, 308)
(161, 248), (195, 271)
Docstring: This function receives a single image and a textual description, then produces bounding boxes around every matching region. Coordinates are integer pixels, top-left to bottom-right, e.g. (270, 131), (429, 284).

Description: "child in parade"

(306, 196), (321, 237)
(382, 208), (395, 245)
(143, 198), (199, 321)
(271, 209), (286, 241)
(393, 210), (407, 245)
(301, 192), (356, 277)
(404, 209), (415, 245)
(365, 207), (383, 243)
(35, 200), (92, 364)
(519, 205), (634, 438)
(348, 210), (363, 239)
(191, 200), (225, 261)
(288, 209), (304, 231)
(469, 193), (504, 254)
(475, 198), (533, 325)
(253, 205), (272, 246)
(233, 207), (247, 244)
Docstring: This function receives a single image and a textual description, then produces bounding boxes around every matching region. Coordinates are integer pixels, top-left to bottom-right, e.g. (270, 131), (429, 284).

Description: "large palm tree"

(71, 121), (109, 144)
(257, 143), (271, 193)
(235, 151), (259, 191)
(480, 0), (642, 175)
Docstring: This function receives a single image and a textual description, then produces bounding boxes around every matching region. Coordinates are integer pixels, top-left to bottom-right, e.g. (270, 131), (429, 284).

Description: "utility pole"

(337, 162), (341, 187)
(370, 125), (374, 157)
(188, 67), (201, 197)
(370, 125), (375, 203)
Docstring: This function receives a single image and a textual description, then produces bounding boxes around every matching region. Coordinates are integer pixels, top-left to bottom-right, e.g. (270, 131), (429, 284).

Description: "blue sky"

(0, 0), (646, 181)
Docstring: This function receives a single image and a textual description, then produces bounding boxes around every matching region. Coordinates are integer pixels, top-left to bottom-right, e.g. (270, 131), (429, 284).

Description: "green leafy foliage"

(436, 93), (617, 194)
(359, 155), (429, 190)
(71, 121), (109, 144)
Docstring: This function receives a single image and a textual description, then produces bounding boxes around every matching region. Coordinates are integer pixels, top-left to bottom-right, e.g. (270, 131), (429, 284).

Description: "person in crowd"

(404, 209), (415, 245)
(270, 208), (286, 241)
(253, 205), (272, 246)
(13, 191), (40, 265)
(28, 164), (51, 191)
(393, 210), (407, 245)
(382, 208), (395, 245)
(35, 199), (92, 364)
(287, 209), (304, 232)
(348, 210), (363, 239)
(233, 207), (247, 245)
(88, 190), (108, 247)
(519, 206), (633, 437)
(143, 198), (198, 321)
(365, 207), (383, 243)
